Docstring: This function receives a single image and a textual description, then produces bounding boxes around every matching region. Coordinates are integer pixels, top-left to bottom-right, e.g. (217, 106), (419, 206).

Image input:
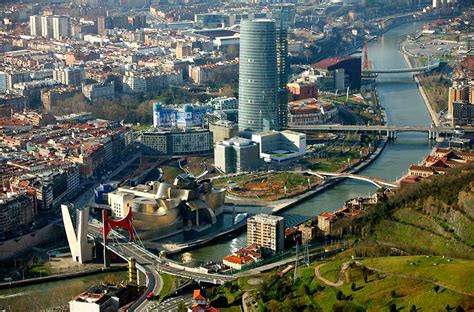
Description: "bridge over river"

(309, 171), (399, 189)
(363, 60), (440, 74)
(290, 124), (464, 139)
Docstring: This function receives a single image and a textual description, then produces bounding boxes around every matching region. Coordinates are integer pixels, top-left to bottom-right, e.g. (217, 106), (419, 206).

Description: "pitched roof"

(193, 289), (206, 301)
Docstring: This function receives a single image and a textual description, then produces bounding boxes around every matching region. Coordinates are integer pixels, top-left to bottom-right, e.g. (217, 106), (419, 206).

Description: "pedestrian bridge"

(309, 171), (399, 189)
(363, 61), (440, 74)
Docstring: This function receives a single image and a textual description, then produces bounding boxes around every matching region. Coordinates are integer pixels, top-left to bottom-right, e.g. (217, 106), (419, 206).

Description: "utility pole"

(303, 241), (310, 266)
(293, 242), (300, 283)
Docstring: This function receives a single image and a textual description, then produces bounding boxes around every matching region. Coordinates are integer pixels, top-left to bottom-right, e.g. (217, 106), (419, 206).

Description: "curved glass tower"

(238, 19), (278, 133)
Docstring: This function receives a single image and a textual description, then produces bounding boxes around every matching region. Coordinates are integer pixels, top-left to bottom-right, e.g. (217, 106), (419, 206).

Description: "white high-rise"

(52, 16), (71, 40)
(29, 15), (42, 37)
(41, 15), (53, 38)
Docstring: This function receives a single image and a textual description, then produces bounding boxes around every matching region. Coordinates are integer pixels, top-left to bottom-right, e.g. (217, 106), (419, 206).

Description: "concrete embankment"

(0, 266), (126, 290)
(401, 45), (441, 127)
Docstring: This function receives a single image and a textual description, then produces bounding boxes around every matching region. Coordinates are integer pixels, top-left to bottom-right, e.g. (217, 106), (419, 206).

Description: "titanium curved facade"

(238, 19), (278, 133)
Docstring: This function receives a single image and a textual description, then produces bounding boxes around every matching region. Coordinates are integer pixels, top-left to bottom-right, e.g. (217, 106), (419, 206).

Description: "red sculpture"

(102, 206), (134, 245)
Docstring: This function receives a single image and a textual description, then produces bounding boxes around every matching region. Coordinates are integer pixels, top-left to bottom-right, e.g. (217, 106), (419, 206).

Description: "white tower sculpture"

(61, 204), (93, 263)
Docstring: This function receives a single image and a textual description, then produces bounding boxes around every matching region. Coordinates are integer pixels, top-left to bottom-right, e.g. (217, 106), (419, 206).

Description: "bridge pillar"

(103, 246), (110, 268)
(393, 131), (397, 139)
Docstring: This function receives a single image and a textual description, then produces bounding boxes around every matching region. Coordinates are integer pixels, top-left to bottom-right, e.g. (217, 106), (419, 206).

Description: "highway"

(145, 292), (194, 312)
(88, 223), (234, 311)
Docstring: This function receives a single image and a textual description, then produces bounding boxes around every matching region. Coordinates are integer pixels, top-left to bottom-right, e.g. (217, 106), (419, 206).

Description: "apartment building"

(247, 214), (285, 252)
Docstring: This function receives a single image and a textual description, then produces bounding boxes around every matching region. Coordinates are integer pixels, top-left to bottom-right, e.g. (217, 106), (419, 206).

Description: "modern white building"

(214, 137), (262, 173)
(251, 130), (306, 163)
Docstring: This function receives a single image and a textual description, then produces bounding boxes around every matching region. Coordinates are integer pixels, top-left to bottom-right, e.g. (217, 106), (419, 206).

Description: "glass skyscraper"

(238, 19), (278, 133)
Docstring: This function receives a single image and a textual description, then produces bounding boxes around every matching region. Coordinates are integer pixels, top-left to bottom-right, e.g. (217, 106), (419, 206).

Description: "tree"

(389, 303), (397, 312)
(351, 282), (356, 291)
(434, 285), (440, 293)
(336, 290), (345, 301)
(177, 301), (187, 312)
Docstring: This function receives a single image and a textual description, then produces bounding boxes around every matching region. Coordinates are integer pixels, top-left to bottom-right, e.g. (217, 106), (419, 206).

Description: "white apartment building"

(247, 214), (285, 252)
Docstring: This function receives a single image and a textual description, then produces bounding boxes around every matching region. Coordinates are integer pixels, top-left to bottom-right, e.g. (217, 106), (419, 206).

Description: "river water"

(176, 21), (434, 266)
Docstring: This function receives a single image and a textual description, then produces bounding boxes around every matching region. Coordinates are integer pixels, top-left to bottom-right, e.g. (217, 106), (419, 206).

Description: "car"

(146, 292), (155, 300)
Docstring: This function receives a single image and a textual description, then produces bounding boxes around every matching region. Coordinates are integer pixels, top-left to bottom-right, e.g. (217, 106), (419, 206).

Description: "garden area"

(214, 172), (322, 201)
(302, 143), (373, 173)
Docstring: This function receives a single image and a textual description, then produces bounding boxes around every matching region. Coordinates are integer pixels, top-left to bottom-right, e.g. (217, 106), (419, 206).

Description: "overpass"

(309, 171), (399, 189)
(88, 224), (234, 285)
(363, 61), (440, 74)
(87, 224), (235, 311)
(290, 124), (461, 139)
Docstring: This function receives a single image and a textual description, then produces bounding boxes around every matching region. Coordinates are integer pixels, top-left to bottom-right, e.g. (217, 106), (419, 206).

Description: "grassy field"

(159, 273), (176, 300)
(161, 163), (185, 182)
(361, 256), (474, 294)
(220, 254), (474, 311)
(319, 260), (344, 283)
(131, 123), (152, 131)
(308, 157), (348, 172)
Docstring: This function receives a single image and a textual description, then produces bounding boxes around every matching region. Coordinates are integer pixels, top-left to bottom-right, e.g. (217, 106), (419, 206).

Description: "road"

(144, 292), (194, 312)
(87, 223), (234, 310)
(72, 151), (142, 209)
(314, 262), (351, 287)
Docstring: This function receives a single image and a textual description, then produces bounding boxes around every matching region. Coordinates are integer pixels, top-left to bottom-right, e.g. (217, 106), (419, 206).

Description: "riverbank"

(145, 215), (248, 255)
(0, 270), (129, 312)
(402, 52), (441, 127)
(271, 138), (388, 215)
(0, 266), (126, 290)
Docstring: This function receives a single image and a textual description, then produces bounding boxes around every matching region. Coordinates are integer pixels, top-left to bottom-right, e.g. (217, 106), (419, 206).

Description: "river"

(176, 21), (434, 266)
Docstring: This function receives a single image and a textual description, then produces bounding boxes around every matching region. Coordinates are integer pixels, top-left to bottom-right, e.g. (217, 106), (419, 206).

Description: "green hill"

(212, 254), (474, 312)
(333, 166), (474, 259)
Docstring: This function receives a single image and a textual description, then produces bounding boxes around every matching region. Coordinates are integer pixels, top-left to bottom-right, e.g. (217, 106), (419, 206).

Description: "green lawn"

(161, 165), (184, 182)
(319, 260), (344, 283)
(159, 273), (175, 299)
(131, 123), (152, 131)
(227, 255), (473, 311)
(361, 256), (474, 294)
(308, 157), (347, 172)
